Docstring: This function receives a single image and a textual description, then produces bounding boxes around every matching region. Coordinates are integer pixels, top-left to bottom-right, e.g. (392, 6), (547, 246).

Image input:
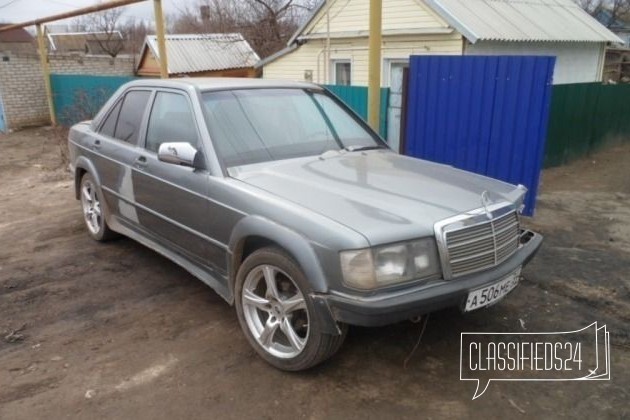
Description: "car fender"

(228, 215), (341, 335)
(228, 215), (329, 295)
(73, 156), (102, 200)
(73, 156), (117, 229)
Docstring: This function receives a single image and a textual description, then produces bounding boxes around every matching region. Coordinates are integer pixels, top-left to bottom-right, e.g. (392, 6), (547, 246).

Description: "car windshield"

(201, 88), (385, 167)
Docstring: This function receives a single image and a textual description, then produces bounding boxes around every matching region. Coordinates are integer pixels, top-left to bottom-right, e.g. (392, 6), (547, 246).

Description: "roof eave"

(425, 0), (624, 45)
(255, 44), (298, 68)
(287, 0), (327, 46)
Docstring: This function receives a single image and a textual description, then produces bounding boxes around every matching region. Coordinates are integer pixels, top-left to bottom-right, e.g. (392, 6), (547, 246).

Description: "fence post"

(36, 24), (56, 126)
(153, 0), (169, 79)
(367, 0), (382, 132)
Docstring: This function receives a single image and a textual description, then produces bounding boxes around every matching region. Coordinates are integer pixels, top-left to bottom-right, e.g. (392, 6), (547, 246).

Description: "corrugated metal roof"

(145, 34), (260, 74)
(425, 0), (623, 43)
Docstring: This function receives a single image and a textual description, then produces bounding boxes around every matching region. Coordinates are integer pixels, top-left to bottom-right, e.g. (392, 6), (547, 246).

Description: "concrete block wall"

(0, 52), (136, 131)
(49, 54), (136, 76)
(0, 53), (49, 130)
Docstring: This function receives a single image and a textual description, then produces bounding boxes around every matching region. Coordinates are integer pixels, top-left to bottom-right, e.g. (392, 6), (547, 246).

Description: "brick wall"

(49, 54), (136, 76)
(0, 52), (136, 131)
(0, 53), (49, 130)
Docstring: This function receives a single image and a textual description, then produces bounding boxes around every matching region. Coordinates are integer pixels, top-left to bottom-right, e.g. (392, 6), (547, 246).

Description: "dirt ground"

(0, 128), (628, 419)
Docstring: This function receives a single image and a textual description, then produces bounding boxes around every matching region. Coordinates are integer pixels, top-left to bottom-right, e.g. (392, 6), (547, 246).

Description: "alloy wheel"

(81, 180), (102, 235)
(241, 264), (309, 359)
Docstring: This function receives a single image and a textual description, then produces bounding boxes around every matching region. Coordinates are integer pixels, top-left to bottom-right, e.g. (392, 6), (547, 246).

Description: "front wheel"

(235, 247), (346, 371)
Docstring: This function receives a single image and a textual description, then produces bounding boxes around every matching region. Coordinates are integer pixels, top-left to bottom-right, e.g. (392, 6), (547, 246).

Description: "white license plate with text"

(464, 268), (521, 312)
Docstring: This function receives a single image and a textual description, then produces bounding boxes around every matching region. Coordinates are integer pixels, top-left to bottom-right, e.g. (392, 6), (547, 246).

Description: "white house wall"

(304, 0), (450, 35)
(263, 33), (463, 85)
(464, 41), (605, 84)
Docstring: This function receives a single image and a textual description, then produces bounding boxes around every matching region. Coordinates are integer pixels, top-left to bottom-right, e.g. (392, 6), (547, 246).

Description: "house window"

(332, 60), (352, 85)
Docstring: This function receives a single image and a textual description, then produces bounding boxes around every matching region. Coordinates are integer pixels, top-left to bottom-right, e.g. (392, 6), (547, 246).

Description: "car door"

(88, 89), (152, 227)
(131, 89), (220, 270)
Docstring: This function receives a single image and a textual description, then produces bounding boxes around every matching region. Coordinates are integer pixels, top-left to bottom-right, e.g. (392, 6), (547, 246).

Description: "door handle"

(134, 155), (148, 169)
(93, 139), (102, 150)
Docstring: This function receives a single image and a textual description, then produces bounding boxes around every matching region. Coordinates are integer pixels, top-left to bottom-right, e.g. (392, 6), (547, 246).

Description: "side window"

(99, 99), (122, 138)
(113, 90), (151, 145)
(146, 92), (198, 153)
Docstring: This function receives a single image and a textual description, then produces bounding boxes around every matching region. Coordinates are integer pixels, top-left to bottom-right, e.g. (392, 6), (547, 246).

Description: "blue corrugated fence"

(51, 74), (135, 126)
(323, 85), (389, 139)
(404, 56), (555, 216)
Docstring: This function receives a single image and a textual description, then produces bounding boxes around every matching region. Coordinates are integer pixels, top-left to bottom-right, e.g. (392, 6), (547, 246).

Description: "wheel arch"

(73, 157), (102, 200)
(228, 216), (330, 298)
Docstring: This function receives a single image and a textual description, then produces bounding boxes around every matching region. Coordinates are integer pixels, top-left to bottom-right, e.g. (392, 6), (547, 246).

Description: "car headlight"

(340, 238), (441, 290)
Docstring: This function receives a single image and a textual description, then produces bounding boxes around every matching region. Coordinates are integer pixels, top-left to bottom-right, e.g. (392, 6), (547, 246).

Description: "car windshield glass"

(201, 88), (384, 167)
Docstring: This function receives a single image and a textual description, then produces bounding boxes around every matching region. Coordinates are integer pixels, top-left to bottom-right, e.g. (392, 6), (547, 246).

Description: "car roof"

(124, 77), (321, 92)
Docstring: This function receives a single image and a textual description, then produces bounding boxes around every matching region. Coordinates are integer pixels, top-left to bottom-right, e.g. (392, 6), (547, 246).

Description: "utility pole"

(367, 0), (382, 132)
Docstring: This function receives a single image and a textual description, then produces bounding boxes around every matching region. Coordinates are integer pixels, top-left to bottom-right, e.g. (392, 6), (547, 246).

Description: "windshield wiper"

(343, 145), (384, 152)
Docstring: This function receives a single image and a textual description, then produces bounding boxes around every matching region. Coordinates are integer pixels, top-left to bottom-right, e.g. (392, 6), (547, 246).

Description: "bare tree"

(170, 0), (319, 59)
(72, 3), (126, 57)
(577, 0), (630, 27)
(577, 0), (605, 15)
(242, 0), (314, 57)
(120, 18), (153, 54)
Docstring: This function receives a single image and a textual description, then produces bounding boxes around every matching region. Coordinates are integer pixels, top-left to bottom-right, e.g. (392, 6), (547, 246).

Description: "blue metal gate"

(404, 56), (555, 216)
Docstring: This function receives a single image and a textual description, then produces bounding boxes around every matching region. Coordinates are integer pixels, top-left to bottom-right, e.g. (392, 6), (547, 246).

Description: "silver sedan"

(68, 78), (542, 370)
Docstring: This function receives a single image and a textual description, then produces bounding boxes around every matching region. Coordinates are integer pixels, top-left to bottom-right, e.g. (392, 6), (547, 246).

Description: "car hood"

(229, 151), (524, 245)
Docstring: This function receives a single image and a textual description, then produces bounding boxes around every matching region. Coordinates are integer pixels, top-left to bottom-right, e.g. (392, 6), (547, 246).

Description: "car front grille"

(444, 211), (520, 277)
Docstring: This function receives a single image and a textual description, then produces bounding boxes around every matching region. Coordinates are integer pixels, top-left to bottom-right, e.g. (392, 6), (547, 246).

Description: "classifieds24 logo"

(460, 322), (611, 399)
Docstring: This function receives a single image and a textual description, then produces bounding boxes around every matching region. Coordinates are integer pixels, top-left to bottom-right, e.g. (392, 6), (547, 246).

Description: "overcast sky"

(0, 0), (187, 25)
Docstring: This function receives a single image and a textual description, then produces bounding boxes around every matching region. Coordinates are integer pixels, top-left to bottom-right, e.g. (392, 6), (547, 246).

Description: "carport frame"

(0, 0), (170, 127)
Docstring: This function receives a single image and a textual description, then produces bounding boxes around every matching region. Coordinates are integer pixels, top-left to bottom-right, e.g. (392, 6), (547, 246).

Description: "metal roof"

(426, 0), (623, 43)
(48, 31), (124, 52)
(144, 34), (260, 75)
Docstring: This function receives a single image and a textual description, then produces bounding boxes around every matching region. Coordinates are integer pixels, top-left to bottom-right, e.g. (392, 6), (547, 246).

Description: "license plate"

(465, 268), (521, 312)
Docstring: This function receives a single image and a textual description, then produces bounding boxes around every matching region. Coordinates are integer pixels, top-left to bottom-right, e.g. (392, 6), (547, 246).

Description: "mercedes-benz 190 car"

(68, 78), (542, 371)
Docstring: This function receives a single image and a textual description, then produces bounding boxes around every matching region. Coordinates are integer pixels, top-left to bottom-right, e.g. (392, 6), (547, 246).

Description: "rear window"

(113, 90), (151, 145)
(99, 99), (122, 138)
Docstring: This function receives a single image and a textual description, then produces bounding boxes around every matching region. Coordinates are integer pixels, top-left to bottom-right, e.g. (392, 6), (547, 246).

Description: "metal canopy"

(0, 0), (170, 128)
(0, 0), (147, 33)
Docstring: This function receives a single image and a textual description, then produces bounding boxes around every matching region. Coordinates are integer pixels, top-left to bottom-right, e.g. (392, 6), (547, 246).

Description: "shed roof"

(47, 31), (124, 52)
(142, 34), (260, 75)
(425, 0), (623, 43)
(0, 24), (33, 43)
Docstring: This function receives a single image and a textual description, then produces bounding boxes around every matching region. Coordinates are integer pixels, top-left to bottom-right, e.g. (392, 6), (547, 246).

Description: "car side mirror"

(158, 142), (200, 168)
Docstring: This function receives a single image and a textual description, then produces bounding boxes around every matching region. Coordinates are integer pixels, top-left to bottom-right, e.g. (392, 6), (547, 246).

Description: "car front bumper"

(313, 230), (543, 330)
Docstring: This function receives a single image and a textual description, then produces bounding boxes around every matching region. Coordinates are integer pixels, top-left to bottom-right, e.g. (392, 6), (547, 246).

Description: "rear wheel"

(80, 173), (116, 241)
(235, 247), (346, 371)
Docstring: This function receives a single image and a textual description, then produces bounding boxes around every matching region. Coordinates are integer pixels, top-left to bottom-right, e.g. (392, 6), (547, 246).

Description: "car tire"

(235, 247), (347, 371)
(79, 173), (116, 242)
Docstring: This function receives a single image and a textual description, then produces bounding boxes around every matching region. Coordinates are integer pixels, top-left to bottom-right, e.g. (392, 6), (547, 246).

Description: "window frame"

(382, 58), (410, 87)
(97, 97), (123, 138)
(97, 88), (154, 146)
(141, 88), (204, 156)
(331, 59), (352, 86)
